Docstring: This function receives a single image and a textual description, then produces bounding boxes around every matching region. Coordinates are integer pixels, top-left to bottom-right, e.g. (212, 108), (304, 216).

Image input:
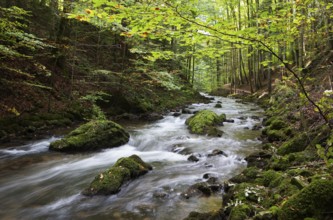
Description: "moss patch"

(83, 154), (152, 196)
(49, 120), (129, 152)
(185, 110), (224, 136)
(229, 204), (253, 220)
(278, 179), (333, 220)
(277, 133), (310, 155)
(184, 210), (224, 220)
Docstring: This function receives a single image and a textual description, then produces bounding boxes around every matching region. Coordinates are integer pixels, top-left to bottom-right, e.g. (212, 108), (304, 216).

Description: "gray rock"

(208, 149), (228, 157)
(188, 154), (199, 162)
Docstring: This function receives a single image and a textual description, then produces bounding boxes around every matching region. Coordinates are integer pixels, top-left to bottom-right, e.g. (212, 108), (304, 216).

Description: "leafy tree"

(0, 5), (52, 79)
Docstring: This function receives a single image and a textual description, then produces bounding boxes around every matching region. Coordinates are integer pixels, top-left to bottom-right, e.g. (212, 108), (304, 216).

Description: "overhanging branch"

(165, 2), (332, 129)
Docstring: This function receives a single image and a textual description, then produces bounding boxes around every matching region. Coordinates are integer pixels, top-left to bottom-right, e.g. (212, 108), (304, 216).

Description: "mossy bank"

(185, 79), (333, 219)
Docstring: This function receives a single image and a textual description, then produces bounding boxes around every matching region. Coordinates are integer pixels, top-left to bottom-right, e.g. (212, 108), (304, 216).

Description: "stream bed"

(0, 94), (264, 220)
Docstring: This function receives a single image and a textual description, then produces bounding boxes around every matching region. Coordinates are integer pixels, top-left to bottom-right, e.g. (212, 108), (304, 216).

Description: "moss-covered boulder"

(229, 167), (260, 183)
(184, 210), (224, 220)
(83, 155), (152, 196)
(277, 133), (310, 155)
(265, 129), (287, 142)
(229, 204), (254, 220)
(278, 179), (333, 220)
(49, 120), (129, 152)
(255, 170), (283, 188)
(185, 110), (225, 136)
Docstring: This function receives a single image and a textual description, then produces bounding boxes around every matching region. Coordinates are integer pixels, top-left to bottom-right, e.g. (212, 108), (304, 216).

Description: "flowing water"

(0, 95), (264, 220)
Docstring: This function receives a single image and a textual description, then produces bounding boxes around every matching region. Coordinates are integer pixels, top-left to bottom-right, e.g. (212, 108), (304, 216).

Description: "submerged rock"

(250, 115), (261, 121)
(214, 103), (222, 108)
(182, 108), (193, 114)
(153, 191), (169, 199)
(185, 110), (225, 136)
(83, 155), (152, 196)
(49, 120), (129, 152)
(171, 144), (192, 155)
(207, 149), (228, 157)
(173, 112), (182, 117)
(252, 124), (262, 130)
(139, 113), (163, 121)
(182, 181), (222, 199)
(188, 154), (200, 162)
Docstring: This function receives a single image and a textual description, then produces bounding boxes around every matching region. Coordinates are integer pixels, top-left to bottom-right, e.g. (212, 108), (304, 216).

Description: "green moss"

(263, 116), (281, 127)
(230, 167), (260, 184)
(128, 154), (153, 170)
(278, 179), (333, 220)
(83, 166), (131, 196)
(256, 170), (283, 187)
(271, 150), (318, 172)
(218, 113), (227, 122)
(243, 167), (260, 179)
(276, 178), (299, 198)
(287, 168), (313, 177)
(49, 120), (129, 152)
(269, 119), (287, 130)
(229, 204), (253, 220)
(185, 110), (223, 136)
(206, 127), (224, 137)
(266, 129), (287, 142)
(277, 133), (309, 155)
(83, 155), (152, 196)
(114, 155), (152, 178)
(46, 118), (72, 126)
(184, 210), (223, 220)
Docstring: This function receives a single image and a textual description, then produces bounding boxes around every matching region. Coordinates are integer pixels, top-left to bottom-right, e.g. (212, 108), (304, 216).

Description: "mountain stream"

(0, 94), (264, 220)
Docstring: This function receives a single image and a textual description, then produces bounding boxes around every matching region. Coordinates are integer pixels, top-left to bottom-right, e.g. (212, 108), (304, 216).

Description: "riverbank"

(0, 71), (209, 145)
(186, 75), (333, 219)
(0, 4), (210, 146)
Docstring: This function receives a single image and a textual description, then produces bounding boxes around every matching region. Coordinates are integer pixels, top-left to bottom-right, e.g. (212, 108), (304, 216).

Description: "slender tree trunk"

(217, 58), (222, 88)
(191, 55), (195, 85)
(238, 0), (244, 85)
(298, 4), (305, 69)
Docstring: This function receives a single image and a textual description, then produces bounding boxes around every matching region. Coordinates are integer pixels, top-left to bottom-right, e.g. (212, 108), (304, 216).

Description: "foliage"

(316, 90), (333, 165)
(80, 92), (111, 120)
(0, 6), (50, 60)
(66, 0), (332, 88)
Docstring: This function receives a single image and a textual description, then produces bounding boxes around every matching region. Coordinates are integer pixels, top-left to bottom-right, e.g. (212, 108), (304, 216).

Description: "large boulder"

(278, 179), (333, 220)
(83, 155), (152, 196)
(277, 133), (310, 155)
(185, 110), (225, 136)
(49, 120), (129, 152)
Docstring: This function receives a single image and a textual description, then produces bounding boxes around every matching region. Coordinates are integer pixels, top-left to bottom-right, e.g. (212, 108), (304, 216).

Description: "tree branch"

(165, 2), (332, 129)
